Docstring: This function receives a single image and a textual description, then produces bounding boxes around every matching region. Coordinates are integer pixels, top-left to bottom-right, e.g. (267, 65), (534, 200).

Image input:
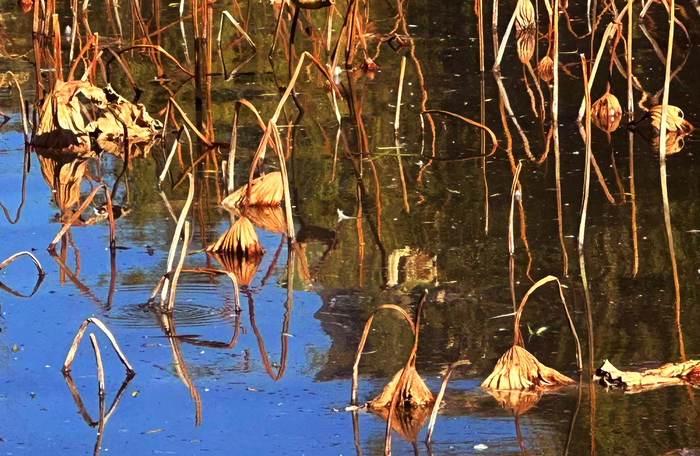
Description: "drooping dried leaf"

(96, 135), (157, 160)
(372, 403), (431, 443)
(33, 80), (108, 153)
(222, 172), (284, 208)
(515, 30), (535, 64)
(537, 56), (554, 83)
(515, 0), (536, 31)
(652, 131), (686, 155)
(87, 85), (162, 142)
(595, 359), (700, 393)
(591, 92), (622, 133)
(208, 251), (262, 287)
(649, 105), (694, 133)
(368, 365), (434, 409)
(207, 216), (262, 256)
(485, 386), (544, 416)
(229, 205), (286, 234)
(481, 345), (575, 391)
(36, 152), (90, 211)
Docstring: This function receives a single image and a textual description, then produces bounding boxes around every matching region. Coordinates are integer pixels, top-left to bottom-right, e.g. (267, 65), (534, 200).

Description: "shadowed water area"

(0, 0), (699, 454)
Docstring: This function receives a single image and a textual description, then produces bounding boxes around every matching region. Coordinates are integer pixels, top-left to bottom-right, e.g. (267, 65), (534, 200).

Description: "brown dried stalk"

(167, 221), (190, 311)
(88, 333), (105, 397)
(161, 174), (194, 303)
(425, 360), (471, 443)
(421, 109), (498, 157)
(62, 317), (135, 376)
(578, 54), (592, 250)
(0, 251), (44, 276)
(47, 184), (116, 251)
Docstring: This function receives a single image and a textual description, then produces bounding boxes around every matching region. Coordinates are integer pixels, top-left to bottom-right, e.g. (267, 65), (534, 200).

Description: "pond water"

(0, 0), (699, 454)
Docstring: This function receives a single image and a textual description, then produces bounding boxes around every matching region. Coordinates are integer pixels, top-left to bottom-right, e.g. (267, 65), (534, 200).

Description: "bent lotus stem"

(351, 304), (416, 405)
(0, 251), (45, 277)
(514, 276), (582, 370)
(425, 360), (471, 443)
(63, 317), (135, 376)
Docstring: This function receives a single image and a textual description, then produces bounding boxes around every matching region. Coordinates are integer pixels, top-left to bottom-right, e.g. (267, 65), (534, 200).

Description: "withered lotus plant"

(351, 292), (433, 455)
(208, 251), (263, 287)
(482, 276), (582, 391)
(515, 30), (535, 64)
(649, 105), (694, 133)
(351, 297), (433, 408)
(515, 0), (536, 32)
(652, 131), (686, 155)
(207, 216), (263, 257)
(590, 89), (622, 133)
(222, 172), (285, 209)
(537, 56), (554, 83)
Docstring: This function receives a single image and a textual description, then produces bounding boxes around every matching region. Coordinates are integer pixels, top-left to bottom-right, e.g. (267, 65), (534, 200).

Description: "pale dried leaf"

(481, 345), (574, 391)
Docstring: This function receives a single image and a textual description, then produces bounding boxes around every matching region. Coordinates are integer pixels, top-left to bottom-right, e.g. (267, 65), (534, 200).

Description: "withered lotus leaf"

(222, 172), (284, 209)
(372, 404), (431, 443)
(485, 388), (544, 416)
(208, 251), (262, 287)
(207, 216), (263, 256)
(515, 0), (536, 31)
(649, 105), (694, 133)
(595, 359), (700, 393)
(33, 80), (107, 153)
(87, 85), (162, 142)
(537, 56), (554, 83)
(229, 205), (286, 234)
(516, 30), (535, 64)
(652, 131), (686, 155)
(591, 92), (622, 132)
(481, 345), (575, 391)
(368, 365), (434, 409)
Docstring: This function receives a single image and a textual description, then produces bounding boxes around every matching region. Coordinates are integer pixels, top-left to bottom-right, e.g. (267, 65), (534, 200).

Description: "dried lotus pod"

(591, 92), (622, 133)
(515, 0), (536, 31)
(515, 30), (535, 64)
(367, 365), (434, 409)
(481, 345), (575, 390)
(537, 56), (554, 82)
(207, 216), (262, 256)
(649, 105), (694, 133)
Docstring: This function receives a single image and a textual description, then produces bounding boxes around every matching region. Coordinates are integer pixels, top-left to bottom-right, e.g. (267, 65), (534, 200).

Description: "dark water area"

(0, 0), (699, 454)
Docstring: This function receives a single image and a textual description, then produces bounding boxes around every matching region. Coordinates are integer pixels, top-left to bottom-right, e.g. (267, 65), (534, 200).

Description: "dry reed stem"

(62, 317), (135, 375)
(217, 11), (257, 50)
(421, 109), (498, 157)
(0, 251), (45, 276)
(3, 72), (29, 144)
(627, 0), (633, 122)
(161, 173), (194, 303)
(88, 333), (106, 397)
(578, 54), (592, 250)
(493, 9), (517, 70)
(394, 56), (407, 133)
(168, 98), (213, 148)
(508, 162), (523, 256)
(425, 360), (471, 443)
(116, 45), (194, 77)
(351, 304), (416, 405)
(553, 0), (568, 276)
(167, 221), (190, 311)
(47, 184), (116, 251)
(158, 127), (184, 185)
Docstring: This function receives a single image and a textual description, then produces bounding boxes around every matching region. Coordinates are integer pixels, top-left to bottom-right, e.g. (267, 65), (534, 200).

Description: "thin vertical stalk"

(553, 0), (568, 276)
(578, 54), (591, 250)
